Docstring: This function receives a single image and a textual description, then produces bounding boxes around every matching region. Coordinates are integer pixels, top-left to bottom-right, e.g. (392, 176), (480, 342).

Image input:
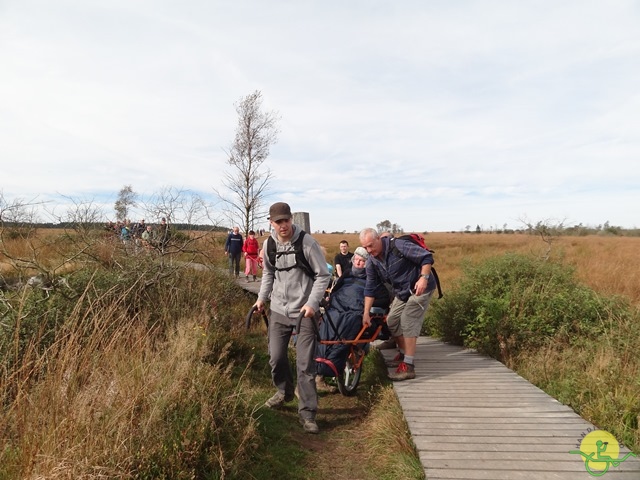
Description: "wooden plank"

(392, 337), (640, 479)
(424, 469), (640, 480)
(413, 441), (581, 452)
(407, 412), (582, 422)
(412, 435), (583, 445)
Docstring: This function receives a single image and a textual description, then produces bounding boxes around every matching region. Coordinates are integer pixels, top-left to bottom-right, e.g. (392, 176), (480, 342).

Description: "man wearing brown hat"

(254, 202), (331, 434)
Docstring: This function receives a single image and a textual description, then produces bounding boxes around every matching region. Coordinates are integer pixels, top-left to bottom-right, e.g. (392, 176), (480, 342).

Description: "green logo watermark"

(569, 429), (637, 477)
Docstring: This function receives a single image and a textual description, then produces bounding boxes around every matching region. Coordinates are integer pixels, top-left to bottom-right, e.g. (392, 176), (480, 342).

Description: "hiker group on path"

(244, 201), (437, 435)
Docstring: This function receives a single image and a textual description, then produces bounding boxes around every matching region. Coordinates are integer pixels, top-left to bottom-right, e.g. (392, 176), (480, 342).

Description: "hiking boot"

(385, 352), (405, 368)
(316, 376), (338, 394)
(375, 338), (397, 350)
(264, 390), (294, 408)
(388, 362), (415, 381)
(300, 417), (320, 434)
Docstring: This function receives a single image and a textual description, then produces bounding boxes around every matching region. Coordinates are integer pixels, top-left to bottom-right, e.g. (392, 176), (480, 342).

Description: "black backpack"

(265, 231), (315, 278)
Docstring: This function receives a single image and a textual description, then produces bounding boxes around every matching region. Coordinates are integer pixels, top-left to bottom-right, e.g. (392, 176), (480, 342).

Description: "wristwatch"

(420, 274), (430, 280)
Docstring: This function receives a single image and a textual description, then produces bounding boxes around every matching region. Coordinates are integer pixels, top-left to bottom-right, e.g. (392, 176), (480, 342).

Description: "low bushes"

(424, 252), (640, 452)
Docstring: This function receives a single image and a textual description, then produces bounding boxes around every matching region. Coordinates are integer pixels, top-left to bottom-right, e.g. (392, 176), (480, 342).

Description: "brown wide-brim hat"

(268, 202), (292, 222)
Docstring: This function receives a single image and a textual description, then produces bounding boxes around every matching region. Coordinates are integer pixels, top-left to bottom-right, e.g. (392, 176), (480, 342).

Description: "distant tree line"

(0, 222), (229, 233)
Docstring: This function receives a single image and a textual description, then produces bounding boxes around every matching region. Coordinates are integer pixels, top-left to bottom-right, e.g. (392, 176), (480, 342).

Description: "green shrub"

(424, 252), (640, 452)
(424, 253), (629, 361)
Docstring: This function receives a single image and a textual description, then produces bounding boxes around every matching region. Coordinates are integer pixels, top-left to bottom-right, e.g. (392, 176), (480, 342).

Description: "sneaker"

(300, 417), (320, 434)
(316, 376), (338, 394)
(375, 338), (397, 350)
(388, 362), (415, 381)
(264, 390), (294, 408)
(253, 275), (257, 282)
(385, 352), (405, 368)
(246, 276), (250, 282)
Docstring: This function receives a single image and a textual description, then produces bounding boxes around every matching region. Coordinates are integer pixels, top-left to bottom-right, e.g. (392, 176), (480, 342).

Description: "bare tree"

(0, 192), (42, 227)
(0, 193), (61, 284)
(114, 185), (137, 222)
(376, 220), (392, 233)
(142, 186), (216, 258)
(216, 90), (280, 234)
(519, 216), (566, 260)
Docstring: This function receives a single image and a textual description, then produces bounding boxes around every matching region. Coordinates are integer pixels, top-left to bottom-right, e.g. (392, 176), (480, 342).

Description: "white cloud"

(1, 0), (639, 231)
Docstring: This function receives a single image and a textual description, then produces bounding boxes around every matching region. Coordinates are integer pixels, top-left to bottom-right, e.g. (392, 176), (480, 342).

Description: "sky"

(1, 0), (639, 233)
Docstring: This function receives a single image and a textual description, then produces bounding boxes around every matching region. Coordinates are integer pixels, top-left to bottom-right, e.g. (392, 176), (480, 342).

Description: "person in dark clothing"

(350, 247), (390, 310)
(334, 240), (354, 278)
(224, 226), (244, 278)
(315, 246), (391, 391)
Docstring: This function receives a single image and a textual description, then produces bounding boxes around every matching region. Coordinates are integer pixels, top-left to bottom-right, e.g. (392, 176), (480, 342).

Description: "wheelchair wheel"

(337, 347), (363, 396)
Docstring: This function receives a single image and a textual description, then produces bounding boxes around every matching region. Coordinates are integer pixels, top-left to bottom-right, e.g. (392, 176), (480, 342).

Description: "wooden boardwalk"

(236, 278), (640, 478)
(382, 337), (640, 479)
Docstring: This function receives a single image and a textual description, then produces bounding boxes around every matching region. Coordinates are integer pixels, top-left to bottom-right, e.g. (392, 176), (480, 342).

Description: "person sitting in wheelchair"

(315, 247), (390, 392)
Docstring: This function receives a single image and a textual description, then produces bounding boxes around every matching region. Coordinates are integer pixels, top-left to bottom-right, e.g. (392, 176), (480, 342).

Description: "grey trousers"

(228, 252), (241, 275)
(268, 310), (318, 420)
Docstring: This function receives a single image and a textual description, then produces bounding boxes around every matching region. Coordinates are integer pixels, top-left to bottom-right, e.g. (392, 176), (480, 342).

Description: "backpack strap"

(266, 231), (315, 278)
(388, 237), (443, 299)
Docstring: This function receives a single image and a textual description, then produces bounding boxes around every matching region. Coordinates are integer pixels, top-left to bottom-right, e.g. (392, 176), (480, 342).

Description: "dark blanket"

(316, 275), (365, 377)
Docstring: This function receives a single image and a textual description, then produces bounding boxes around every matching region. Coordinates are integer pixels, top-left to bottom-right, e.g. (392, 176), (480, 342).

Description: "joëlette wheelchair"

(245, 304), (388, 396)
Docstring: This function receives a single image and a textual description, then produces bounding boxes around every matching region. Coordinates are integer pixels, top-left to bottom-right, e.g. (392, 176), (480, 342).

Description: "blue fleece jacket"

(364, 236), (435, 302)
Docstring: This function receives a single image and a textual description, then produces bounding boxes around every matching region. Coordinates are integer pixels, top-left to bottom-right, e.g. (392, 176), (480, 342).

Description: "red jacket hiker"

(243, 236), (260, 259)
(243, 232), (261, 280)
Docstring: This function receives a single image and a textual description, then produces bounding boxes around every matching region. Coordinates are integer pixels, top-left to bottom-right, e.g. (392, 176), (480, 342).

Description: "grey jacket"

(258, 225), (331, 319)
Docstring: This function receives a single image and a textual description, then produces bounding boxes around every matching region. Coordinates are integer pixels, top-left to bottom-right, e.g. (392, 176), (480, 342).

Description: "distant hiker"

(243, 230), (260, 282)
(224, 226), (244, 279)
(333, 239), (353, 278)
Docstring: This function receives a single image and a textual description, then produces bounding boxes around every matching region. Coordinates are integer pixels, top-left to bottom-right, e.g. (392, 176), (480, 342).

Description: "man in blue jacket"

(359, 228), (436, 381)
(254, 202), (331, 434)
(224, 226), (244, 278)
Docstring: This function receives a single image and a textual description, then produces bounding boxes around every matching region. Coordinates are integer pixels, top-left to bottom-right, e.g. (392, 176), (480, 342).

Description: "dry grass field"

(315, 232), (640, 307)
(3, 229), (638, 307)
(1, 227), (639, 476)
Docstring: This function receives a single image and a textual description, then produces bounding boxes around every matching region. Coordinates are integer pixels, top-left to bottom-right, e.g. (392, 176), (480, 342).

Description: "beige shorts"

(386, 290), (434, 338)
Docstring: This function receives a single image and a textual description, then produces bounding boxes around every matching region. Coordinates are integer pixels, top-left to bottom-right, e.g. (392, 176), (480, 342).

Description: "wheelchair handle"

(245, 305), (269, 330)
(295, 310), (321, 341)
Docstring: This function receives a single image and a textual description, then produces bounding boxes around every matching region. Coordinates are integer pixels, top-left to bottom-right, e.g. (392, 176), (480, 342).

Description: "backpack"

(389, 233), (443, 299)
(265, 230), (315, 278)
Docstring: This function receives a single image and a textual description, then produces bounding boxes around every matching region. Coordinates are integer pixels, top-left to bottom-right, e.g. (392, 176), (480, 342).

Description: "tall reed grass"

(0, 245), (261, 478)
